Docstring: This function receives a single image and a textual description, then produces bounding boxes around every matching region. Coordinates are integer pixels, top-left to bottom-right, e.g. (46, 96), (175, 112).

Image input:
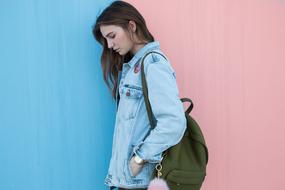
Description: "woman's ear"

(128, 20), (136, 33)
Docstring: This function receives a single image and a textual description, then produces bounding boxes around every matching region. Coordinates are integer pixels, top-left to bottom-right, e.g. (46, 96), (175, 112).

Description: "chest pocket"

(119, 84), (143, 120)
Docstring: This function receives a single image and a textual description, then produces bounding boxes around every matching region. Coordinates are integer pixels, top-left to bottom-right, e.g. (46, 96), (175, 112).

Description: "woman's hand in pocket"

(129, 156), (144, 177)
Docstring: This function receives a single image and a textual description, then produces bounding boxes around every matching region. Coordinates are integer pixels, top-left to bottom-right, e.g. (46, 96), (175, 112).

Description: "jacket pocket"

(124, 158), (150, 181)
(119, 84), (143, 120)
(166, 170), (206, 190)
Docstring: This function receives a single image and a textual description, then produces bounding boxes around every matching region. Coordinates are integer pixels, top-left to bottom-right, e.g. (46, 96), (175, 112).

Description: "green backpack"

(141, 51), (209, 190)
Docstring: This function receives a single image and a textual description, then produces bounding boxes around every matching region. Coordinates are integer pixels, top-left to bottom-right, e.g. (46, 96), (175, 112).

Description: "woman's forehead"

(100, 25), (122, 37)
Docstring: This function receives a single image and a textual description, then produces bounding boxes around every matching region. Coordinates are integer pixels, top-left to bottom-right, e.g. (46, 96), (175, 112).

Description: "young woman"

(93, 1), (186, 190)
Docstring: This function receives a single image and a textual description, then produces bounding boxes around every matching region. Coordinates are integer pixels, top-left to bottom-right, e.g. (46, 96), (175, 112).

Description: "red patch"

(134, 63), (141, 73)
(126, 90), (131, 96)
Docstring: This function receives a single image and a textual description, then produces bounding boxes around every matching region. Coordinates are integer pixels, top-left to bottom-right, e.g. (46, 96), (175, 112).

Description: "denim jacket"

(104, 41), (186, 189)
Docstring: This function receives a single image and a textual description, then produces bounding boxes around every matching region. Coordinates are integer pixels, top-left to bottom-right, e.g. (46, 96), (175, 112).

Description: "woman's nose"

(107, 40), (113, 49)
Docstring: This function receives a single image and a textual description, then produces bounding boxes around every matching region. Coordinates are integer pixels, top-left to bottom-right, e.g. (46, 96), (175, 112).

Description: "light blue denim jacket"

(105, 41), (186, 189)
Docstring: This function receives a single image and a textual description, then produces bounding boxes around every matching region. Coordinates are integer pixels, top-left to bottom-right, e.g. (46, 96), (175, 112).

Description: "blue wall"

(0, 0), (114, 189)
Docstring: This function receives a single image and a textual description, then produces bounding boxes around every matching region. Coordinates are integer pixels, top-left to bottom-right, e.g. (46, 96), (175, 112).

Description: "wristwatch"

(134, 155), (145, 165)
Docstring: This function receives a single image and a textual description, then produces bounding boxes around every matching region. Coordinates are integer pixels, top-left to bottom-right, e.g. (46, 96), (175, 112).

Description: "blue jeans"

(119, 188), (146, 190)
(110, 187), (146, 190)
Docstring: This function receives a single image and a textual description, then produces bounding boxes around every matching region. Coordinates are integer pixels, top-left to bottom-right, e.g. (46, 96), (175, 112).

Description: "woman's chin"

(118, 50), (125, 56)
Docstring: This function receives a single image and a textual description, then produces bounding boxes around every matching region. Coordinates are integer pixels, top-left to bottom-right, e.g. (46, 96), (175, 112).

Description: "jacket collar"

(124, 41), (160, 68)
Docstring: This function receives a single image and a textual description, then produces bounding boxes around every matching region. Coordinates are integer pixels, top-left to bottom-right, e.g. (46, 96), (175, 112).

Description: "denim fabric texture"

(105, 41), (186, 189)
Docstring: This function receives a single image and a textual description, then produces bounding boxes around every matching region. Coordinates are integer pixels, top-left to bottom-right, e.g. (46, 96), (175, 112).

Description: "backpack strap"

(141, 53), (195, 127)
(180, 98), (194, 115)
(141, 51), (168, 130)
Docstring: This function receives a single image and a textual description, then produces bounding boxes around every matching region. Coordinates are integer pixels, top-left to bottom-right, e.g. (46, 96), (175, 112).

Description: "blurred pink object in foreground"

(147, 178), (169, 190)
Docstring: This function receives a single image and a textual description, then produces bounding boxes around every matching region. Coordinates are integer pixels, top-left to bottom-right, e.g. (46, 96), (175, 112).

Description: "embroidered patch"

(134, 62), (141, 73)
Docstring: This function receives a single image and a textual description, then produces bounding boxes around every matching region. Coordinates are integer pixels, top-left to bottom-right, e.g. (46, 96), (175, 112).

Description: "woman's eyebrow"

(104, 32), (114, 38)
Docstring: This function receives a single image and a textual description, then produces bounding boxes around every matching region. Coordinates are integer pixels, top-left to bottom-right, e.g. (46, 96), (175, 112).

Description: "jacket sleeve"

(133, 55), (187, 163)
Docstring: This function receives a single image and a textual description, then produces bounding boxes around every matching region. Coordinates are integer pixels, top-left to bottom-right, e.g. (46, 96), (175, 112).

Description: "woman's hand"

(129, 156), (144, 177)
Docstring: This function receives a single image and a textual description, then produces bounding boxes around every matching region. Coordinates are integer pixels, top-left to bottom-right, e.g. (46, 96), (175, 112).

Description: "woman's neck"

(130, 41), (148, 55)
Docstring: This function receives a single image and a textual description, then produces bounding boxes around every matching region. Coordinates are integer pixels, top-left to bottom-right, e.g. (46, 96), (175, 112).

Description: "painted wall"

(1, 0), (285, 190)
(127, 0), (285, 189)
(0, 0), (114, 190)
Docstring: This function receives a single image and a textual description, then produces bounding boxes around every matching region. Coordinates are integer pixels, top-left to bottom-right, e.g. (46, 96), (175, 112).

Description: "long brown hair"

(92, 0), (154, 99)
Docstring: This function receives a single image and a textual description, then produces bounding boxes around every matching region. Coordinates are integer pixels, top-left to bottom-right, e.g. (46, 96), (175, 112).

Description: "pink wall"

(127, 0), (285, 189)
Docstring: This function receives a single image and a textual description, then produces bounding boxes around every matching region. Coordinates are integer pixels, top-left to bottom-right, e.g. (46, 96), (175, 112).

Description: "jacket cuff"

(132, 141), (165, 163)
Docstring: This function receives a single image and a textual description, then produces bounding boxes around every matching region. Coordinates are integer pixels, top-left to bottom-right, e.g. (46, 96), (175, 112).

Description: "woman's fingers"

(129, 157), (144, 176)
